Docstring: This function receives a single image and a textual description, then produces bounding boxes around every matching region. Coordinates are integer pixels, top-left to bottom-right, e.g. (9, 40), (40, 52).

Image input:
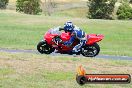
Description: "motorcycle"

(37, 26), (104, 57)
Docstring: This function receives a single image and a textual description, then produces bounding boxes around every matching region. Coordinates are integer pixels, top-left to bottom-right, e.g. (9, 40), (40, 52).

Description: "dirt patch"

(1, 58), (132, 75)
(0, 52), (132, 75)
(0, 57), (77, 74)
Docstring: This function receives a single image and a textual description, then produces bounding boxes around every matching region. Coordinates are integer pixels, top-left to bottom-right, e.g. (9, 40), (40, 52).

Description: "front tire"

(37, 41), (54, 54)
(81, 43), (100, 57)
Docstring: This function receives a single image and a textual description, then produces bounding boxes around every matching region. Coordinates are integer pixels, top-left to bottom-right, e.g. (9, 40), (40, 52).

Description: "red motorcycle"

(37, 27), (104, 57)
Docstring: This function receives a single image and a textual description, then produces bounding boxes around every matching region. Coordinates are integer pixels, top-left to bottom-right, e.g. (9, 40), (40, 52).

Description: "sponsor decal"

(76, 65), (131, 85)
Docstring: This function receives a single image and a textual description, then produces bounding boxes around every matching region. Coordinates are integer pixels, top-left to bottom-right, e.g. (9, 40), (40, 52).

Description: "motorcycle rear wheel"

(81, 43), (100, 57)
(37, 41), (55, 54)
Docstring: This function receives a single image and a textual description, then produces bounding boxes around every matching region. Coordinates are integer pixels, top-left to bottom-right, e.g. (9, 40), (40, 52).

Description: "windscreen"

(49, 26), (62, 35)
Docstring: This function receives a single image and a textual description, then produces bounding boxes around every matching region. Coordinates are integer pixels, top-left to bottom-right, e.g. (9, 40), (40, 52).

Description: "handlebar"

(59, 28), (64, 31)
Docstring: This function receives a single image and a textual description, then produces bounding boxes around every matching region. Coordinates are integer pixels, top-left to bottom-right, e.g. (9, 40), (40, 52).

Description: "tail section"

(86, 34), (104, 45)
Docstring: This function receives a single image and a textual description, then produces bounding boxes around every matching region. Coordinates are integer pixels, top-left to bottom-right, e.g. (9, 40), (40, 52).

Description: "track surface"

(0, 48), (132, 60)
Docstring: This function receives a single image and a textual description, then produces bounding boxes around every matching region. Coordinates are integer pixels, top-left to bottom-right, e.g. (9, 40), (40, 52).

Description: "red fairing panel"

(86, 34), (104, 45)
(60, 32), (71, 41)
(44, 31), (57, 45)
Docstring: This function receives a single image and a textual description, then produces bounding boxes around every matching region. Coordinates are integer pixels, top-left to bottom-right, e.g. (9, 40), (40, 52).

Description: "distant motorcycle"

(37, 27), (104, 57)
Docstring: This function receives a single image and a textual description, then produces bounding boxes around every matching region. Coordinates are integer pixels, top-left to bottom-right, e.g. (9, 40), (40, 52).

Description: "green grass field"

(0, 10), (132, 88)
(0, 10), (132, 56)
(0, 52), (132, 88)
(53, 7), (87, 18)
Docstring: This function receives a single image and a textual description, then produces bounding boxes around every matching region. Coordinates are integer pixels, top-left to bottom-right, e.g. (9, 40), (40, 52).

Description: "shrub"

(16, 0), (42, 15)
(130, 0), (132, 3)
(0, 0), (9, 9)
(87, 0), (116, 19)
(117, 3), (132, 19)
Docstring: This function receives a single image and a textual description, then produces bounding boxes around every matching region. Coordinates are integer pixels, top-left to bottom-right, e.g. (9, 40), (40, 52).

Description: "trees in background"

(87, 0), (132, 20)
(87, 0), (117, 19)
(16, 0), (56, 15)
(117, 3), (132, 19)
(41, 0), (57, 16)
(0, 0), (9, 9)
(88, 0), (116, 19)
(130, 0), (132, 3)
(16, 0), (42, 15)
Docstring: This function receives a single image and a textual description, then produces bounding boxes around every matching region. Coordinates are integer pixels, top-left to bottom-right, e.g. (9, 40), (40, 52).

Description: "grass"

(0, 2), (131, 88)
(0, 52), (132, 88)
(0, 10), (132, 56)
(53, 7), (87, 18)
(9, 0), (88, 2)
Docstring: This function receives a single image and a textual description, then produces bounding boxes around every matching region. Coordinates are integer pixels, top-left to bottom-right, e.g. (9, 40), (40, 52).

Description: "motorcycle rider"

(63, 21), (87, 54)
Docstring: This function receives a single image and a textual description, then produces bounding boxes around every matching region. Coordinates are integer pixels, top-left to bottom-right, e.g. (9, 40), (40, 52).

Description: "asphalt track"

(0, 48), (132, 60)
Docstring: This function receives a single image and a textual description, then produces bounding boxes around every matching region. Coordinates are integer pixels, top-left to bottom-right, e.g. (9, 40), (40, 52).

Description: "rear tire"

(37, 41), (55, 54)
(81, 43), (100, 57)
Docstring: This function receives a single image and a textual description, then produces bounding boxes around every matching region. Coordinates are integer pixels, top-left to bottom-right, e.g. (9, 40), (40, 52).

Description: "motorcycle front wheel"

(37, 41), (55, 54)
(81, 43), (100, 57)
